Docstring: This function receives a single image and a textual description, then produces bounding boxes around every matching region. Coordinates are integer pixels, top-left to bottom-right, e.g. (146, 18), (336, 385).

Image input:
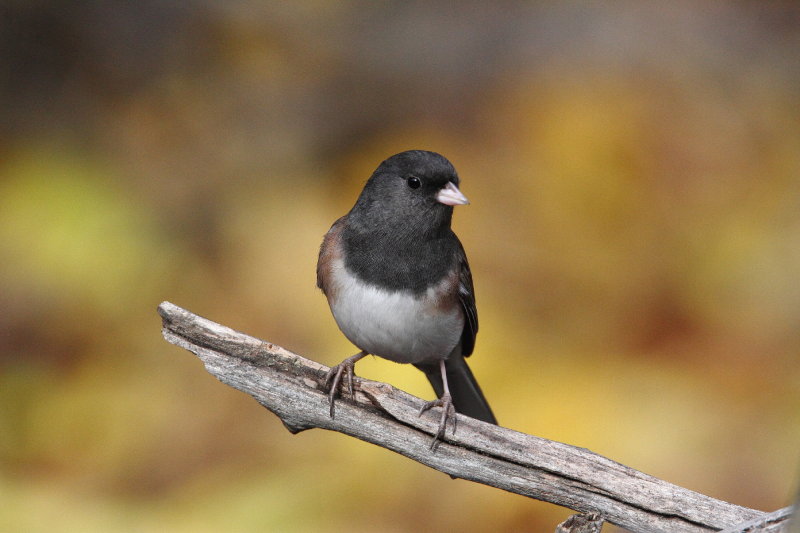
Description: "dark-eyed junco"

(317, 150), (496, 446)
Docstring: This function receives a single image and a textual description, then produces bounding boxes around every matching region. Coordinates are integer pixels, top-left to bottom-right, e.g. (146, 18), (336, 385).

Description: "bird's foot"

(324, 351), (367, 418)
(419, 392), (457, 450)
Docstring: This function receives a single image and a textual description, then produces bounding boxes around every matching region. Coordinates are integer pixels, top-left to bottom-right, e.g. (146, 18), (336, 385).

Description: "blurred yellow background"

(1, 3), (798, 532)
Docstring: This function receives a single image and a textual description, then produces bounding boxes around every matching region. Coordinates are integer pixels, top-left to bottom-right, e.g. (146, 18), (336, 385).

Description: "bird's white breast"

(326, 257), (463, 364)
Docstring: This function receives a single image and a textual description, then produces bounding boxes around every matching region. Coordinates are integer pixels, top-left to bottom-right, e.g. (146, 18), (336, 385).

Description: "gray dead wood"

(556, 513), (605, 533)
(157, 301), (794, 533)
(719, 507), (794, 533)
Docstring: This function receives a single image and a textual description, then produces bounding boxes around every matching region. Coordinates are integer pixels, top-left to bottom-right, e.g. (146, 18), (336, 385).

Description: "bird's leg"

(325, 350), (368, 418)
(419, 359), (457, 450)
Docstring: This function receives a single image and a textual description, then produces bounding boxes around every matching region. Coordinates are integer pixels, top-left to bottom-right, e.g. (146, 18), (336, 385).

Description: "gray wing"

(456, 240), (478, 356)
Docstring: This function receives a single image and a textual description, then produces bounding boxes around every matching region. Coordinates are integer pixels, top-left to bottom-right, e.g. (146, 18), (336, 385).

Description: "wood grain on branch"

(157, 301), (793, 533)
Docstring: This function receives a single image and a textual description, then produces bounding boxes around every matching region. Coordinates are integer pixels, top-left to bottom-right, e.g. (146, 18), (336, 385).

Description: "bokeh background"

(2, 3), (799, 532)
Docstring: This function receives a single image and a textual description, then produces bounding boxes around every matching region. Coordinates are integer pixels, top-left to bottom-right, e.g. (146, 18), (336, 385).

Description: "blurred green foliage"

(1, 3), (799, 532)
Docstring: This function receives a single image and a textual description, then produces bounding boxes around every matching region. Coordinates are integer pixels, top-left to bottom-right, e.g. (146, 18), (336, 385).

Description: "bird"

(316, 150), (496, 447)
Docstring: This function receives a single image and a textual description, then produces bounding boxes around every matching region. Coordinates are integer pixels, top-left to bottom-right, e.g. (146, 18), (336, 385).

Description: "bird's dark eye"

(407, 176), (421, 189)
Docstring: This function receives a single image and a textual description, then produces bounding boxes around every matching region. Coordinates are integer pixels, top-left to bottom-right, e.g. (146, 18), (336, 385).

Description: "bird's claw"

(324, 353), (363, 418)
(419, 392), (457, 450)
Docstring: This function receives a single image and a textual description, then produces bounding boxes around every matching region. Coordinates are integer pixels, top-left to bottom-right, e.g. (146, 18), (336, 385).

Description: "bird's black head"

(348, 150), (468, 237)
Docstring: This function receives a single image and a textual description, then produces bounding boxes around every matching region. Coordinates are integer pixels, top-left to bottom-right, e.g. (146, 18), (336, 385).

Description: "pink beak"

(436, 181), (470, 206)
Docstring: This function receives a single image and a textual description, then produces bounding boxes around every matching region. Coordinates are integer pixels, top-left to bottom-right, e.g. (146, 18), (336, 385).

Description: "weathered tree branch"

(157, 301), (793, 533)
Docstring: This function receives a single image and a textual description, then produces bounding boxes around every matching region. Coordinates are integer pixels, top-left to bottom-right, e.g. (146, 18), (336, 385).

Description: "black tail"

(414, 354), (497, 425)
